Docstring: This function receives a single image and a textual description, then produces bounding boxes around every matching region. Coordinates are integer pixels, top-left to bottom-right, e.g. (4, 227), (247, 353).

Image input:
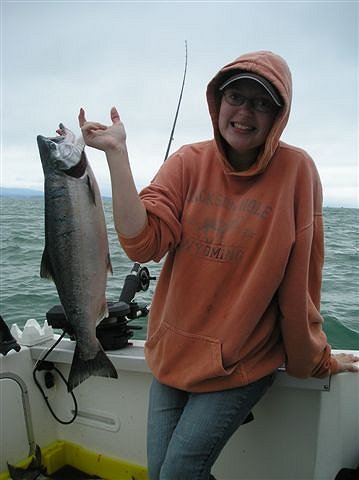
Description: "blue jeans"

(147, 373), (275, 480)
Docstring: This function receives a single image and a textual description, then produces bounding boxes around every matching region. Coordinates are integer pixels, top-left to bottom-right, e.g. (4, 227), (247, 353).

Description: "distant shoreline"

(0, 187), (357, 209)
(0, 187), (111, 200)
(1, 187), (43, 197)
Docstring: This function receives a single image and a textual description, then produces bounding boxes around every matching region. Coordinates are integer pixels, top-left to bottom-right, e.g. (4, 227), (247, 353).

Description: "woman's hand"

(78, 106), (147, 237)
(78, 106), (126, 153)
(332, 352), (359, 373)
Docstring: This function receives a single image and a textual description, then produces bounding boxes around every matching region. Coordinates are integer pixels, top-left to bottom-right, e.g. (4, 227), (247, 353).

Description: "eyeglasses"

(222, 89), (279, 113)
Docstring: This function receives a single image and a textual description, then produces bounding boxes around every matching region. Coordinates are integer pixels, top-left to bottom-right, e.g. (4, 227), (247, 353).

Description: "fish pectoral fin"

(67, 344), (118, 392)
(98, 300), (109, 323)
(87, 174), (97, 205)
(40, 248), (54, 280)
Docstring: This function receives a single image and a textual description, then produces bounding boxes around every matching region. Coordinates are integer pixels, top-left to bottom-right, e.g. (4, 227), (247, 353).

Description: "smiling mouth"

(231, 122), (255, 131)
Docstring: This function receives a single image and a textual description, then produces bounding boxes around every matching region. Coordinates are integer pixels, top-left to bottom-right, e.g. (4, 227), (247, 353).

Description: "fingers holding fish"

(56, 123), (75, 139)
(56, 125), (66, 136)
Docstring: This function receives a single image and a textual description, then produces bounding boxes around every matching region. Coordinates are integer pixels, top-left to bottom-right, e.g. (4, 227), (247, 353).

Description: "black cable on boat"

(32, 330), (78, 425)
(163, 40), (188, 161)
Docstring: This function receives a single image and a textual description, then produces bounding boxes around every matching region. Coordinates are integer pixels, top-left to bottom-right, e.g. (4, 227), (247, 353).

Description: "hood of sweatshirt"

(206, 51), (292, 176)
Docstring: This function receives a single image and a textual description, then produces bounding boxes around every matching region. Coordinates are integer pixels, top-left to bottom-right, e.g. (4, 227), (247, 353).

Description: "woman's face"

(218, 79), (279, 170)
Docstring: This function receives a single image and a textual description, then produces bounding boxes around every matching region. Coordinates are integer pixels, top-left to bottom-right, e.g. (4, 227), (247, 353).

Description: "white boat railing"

(1, 338), (358, 480)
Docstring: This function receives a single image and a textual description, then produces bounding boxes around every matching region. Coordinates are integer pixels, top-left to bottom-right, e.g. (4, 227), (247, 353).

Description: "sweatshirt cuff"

(118, 221), (150, 247)
(117, 221), (155, 263)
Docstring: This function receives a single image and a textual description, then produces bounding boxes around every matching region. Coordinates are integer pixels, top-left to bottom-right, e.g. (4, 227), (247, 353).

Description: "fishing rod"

(164, 40), (188, 161)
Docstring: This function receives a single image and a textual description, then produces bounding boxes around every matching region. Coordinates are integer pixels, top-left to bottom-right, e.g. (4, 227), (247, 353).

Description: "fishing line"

(32, 330), (78, 425)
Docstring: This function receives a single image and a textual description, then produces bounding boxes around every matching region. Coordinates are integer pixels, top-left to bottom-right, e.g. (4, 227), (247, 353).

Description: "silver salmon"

(37, 124), (117, 391)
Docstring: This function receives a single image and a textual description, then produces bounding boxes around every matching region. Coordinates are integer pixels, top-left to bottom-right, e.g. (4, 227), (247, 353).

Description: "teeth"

(232, 122), (252, 130)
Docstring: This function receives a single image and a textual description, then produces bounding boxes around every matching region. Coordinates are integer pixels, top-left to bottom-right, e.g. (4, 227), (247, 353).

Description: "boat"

(1, 265), (358, 479)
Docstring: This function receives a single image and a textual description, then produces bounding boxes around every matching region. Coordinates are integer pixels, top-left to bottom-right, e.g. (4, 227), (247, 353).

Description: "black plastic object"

(335, 465), (359, 480)
(50, 465), (102, 479)
(119, 262), (155, 304)
(45, 263), (154, 350)
(96, 301), (149, 350)
(0, 315), (21, 355)
(7, 444), (47, 480)
(45, 301), (147, 351)
(242, 411), (254, 425)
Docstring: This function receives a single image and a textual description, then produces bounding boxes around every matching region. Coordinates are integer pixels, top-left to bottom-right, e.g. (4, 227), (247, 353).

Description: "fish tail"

(67, 343), (118, 392)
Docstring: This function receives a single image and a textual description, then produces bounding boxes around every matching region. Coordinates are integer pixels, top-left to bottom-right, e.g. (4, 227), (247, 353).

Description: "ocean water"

(1, 197), (358, 349)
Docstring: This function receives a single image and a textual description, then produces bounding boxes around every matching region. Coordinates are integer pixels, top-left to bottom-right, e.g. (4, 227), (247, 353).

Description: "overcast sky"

(1, 1), (358, 207)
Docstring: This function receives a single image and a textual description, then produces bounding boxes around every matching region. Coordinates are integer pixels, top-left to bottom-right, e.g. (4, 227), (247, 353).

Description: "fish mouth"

(37, 134), (87, 178)
(37, 123), (73, 148)
(37, 132), (66, 141)
(37, 135), (67, 168)
(37, 135), (60, 160)
(36, 134), (64, 149)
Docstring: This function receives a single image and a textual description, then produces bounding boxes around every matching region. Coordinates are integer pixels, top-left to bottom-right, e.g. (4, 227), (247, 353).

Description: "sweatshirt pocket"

(145, 322), (236, 390)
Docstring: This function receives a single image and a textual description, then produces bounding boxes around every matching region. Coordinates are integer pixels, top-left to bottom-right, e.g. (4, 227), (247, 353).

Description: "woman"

(79, 50), (358, 480)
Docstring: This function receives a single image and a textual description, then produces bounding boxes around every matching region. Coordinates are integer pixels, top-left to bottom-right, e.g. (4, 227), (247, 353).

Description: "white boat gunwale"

(1, 337), (358, 479)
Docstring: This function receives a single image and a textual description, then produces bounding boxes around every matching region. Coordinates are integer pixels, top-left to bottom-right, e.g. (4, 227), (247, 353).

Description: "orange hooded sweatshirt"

(120, 51), (339, 392)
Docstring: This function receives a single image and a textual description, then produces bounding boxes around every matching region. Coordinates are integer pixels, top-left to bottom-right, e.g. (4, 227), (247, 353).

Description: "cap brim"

(220, 73), (282, 107)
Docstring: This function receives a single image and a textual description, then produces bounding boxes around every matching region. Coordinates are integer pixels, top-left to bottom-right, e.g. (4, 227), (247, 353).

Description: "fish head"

(37, 124), (86, 176)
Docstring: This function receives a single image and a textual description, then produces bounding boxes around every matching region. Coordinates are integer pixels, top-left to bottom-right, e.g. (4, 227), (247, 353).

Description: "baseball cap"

(219, 72), (282, 107)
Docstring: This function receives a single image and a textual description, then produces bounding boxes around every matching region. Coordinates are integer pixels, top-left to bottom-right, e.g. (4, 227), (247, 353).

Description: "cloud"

(1, 1), (358, 207)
